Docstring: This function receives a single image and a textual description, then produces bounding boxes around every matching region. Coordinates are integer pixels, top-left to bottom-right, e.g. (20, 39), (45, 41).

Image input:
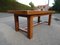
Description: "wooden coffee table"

(8, 10), (54, 39)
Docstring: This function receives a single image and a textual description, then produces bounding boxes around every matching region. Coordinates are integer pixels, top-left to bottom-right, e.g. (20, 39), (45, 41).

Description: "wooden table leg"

(38, 16), (41, 23)
(27, 16), (33, 39)
(14, 14), (19, 31)
(48, 14), (52, 25)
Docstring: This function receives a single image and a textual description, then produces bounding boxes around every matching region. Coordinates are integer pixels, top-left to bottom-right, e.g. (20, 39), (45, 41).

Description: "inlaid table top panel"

(7, 10), (55, 15)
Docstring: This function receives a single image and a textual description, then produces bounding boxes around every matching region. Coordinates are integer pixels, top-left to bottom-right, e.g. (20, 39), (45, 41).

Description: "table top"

(7, 10), (55, 15)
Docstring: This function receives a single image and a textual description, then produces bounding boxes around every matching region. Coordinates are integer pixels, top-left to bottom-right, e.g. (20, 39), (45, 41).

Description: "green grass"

(0, 1), (32, 12)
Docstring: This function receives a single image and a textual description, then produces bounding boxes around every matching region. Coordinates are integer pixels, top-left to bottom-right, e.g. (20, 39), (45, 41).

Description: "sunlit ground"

(0, 13), (60, 45)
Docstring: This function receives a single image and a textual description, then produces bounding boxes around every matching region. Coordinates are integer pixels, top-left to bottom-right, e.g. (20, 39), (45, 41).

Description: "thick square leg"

(14, 14), (19, 31)
(38, 16), (41, 23)
(48, 14), (52, 25)
(27, 16), (33, 39)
